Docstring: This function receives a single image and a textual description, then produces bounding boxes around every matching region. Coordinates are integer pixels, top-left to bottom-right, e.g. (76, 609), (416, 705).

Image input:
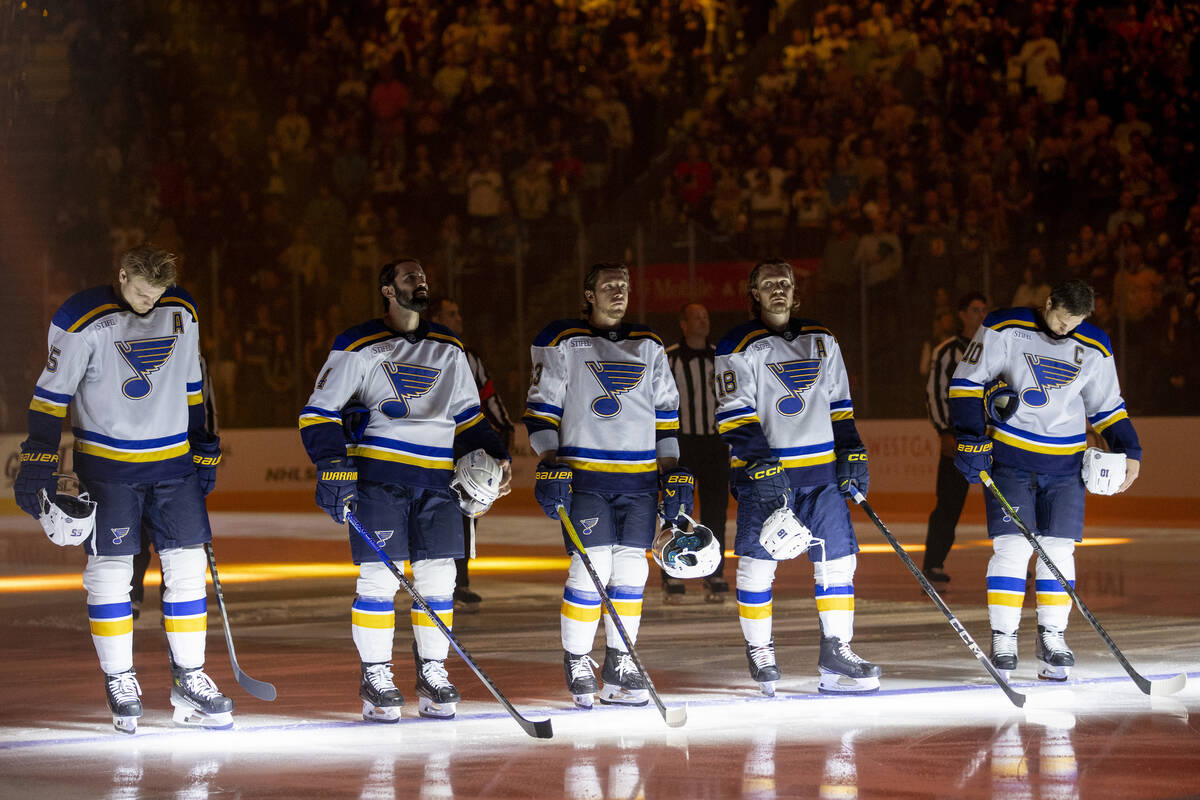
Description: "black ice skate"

(817, 636), (881, 694)
(990, 630), (1019, 680)
(662, 576), (686, 605)
(746, 640), (782, 697)
(170, 665), (233, 729)
(598, 646), (649, 706)
(413, 642), (459, 719)
(104, 669), (142, 735)
(1035, 625), (1074, 681)
(563, 650), (599, 709)
(703, 575), (730, 603)
(360, 661), (405, 722)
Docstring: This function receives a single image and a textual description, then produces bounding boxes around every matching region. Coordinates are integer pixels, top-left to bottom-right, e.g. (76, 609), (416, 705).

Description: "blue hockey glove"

(746, 459), (789, 512)
(836, 446), (869, 498)
(954, 435), (993, 484)
(191, 436), (221, 498)
(534, 460), (573, 519)
(984, 380), (1019, 424)
(315, 456), (358, 523)
(659, 467), (695, 522)
(13, 441), (59, 519)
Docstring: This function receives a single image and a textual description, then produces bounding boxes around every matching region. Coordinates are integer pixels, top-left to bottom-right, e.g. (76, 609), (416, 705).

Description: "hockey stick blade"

(850, 490), (1026, 708)
(557, 505), (687, 728)
(205, 543), (277, 701)
(979, 472), (1185, 697)
(345, 508), (553, 739)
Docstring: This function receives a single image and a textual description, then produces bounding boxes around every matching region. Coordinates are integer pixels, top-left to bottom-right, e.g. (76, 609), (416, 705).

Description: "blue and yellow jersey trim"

(716, 405), (759, 434)
(349, 435), (455, 471)
(532, 319), (665, 348)
(186, 379), (203, 406)
(72, 428), (191, 462)
(522, 400), (563, 429)
(1089, 403), (1129, 433)
(829, 398), (854, 421)
(559, 445), (658, 474)
(988, 421), (1087, 455)
(654, 408), (679, 431)
(158, 287), (199, 323)
(335, 320), (397, 352)
(730, 440), (836, 469)
(716, 318), (835, 357)
(948, 378), (984, 399)
(454, 405), (485, 433)
(1068, 321), (1113, 357)
(985, 308), (1114, 358)
(298, 404), (343, 430)
(30, 386), (71, 418)
(53, 286), (123, 333)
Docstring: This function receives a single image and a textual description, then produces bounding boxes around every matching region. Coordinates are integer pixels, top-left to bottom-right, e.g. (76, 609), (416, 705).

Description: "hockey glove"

(13, 441), (59, 519)
(533, 460), (573, 519)
(984, 379), (1019, 425)
(836, 446), (869, 498)
(315, 456), (358, 523)
(954, 435), (992, 484)
(659, 467), (695, 522)
(191, 435), (221, 498)
(746, 460), (789, 513)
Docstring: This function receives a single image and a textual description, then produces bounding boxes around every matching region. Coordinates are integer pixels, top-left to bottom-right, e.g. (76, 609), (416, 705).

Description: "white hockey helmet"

(1081, 446), (1127, 495)
(450, 449), (504, 518)
(38, 475), (97, 547)
(759, 506), (823, 560)
(652, 512), (721, 579)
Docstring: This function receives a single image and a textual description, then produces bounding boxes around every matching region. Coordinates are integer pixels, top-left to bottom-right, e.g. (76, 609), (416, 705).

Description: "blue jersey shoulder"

(984, 306), (1037, 332)
(532, 318), (592, 348)
(625, 322), (665, 347)
(715, 320), (770, 356)
(52, 286), (121, 332)
(333, 319), (396, 352)
(426, 321), (466, 352)
(1069, 320), (1113, 357)
(159, 286), (198, 322)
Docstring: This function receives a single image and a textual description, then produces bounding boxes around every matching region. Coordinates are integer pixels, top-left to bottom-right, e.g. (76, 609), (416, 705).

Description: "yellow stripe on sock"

(1036, 592), (1072, 606)
(815, 596), (855, 612)
(89, 618), (133, 637)
(352, 610), (396, 629)
(988, 591), (1026, 608)
(410, 610), (452, 628)
(738, 603), (773, 620)
(601, 599), (643, 617)
(560, 602), (602, 622)
(163, 615), (207, 633)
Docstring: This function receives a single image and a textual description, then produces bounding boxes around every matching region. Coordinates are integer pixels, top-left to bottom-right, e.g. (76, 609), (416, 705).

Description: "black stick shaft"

(204, 542), (277, 701)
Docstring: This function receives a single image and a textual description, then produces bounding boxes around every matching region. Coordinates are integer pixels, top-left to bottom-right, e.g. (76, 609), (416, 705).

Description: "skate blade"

(171, 703), (233, 730)
(362, 701), (403, 722)
(995, 668), (1014, 682)
(417, 696), (456, 719)
(817, 673), (880, 694)
(1036, 663), (1071, 682)
(598, 684), (650, 707)
(757, 680), (777, 698)
(572, 693), (595, 709)
(112, 715), (139, 735)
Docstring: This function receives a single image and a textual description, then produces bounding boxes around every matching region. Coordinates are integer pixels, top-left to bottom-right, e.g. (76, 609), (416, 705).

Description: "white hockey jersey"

(299, 319), (506, 488)
(714, 318), (864, 488)
(26, 285), (208, 482)
(523, 320), (680, 494)
(949, 307), (1141, 475)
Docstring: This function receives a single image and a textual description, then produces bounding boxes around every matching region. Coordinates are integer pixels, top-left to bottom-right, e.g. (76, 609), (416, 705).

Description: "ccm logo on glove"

(747, 462), (784, 481)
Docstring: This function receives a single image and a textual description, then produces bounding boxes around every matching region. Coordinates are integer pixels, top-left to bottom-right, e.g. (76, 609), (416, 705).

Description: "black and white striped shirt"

(926, 335), (969, 434)
(667, 341), (718, 436)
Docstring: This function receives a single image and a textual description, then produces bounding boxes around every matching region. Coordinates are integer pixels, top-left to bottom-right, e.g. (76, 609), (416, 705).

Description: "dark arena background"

(1, 1), (1198, 798)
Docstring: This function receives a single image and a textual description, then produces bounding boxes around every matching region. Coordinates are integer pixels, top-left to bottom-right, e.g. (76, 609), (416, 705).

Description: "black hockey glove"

(745, 459), (789, 513)
(659, 467), (695, 522)
(534, 460), (573, 519)
(13, 441), (58, 519)
(191, 436), (221, 498)
(954, 435), (992, 484)
(984, 379), (1019, 425)
(315, 456), (358, 523)
(835, 446), (869, 498)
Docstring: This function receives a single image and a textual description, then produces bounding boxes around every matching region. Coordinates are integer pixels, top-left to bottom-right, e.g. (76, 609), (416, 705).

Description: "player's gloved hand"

(746, 459), (789, 512)
(534, 460), (573, 519)
(984, 379), (1019, 424)
(836, 446), (869, 498)
(13, 441), (59, 519)
(315, 456), (358, 523)
(659, 467), (694, 522)
(954, 435), (992, 484)
(191, 435), (221, 498)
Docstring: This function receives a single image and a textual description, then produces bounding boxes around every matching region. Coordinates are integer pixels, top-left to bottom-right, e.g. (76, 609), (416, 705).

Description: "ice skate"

(817, 636), (881, 694)
(598, 646), (649, 706)
(170, 666), (234, 729)
(360, 661), (405, 722)
(746, 640), (781, 697)
(662, 576), (686, 605)
(1035, 625), (1074, 681)
(414, 642), (459, 719)
(104, 669), (142, 735)
(564, 650), (599, 709)
(703, 575), (730, 603)
(990, 630), (1019, 681)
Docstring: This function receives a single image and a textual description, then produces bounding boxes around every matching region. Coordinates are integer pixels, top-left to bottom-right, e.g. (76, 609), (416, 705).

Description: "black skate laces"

(364, 663), (398, 691)
(108, 672), (141, 703)
(420, 660), (453, 689)
(749, 643), (776, 668)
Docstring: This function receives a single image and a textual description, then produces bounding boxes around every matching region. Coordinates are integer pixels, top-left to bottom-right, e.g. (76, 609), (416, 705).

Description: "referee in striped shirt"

(923, 292), (989, 585)
(662, 302), (731, 601)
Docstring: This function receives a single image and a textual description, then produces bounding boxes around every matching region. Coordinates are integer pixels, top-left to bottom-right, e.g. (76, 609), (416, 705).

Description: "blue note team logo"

(767, 359), (822, 415)
(379, 362), (440, 418)
(580, 518), (600, 536)
(111, 527), (131, 546)
(1020, 354), (1080, 407)
(373, 530), (394, 545)
(586, 361), (645, 417)
(116, 336), (178, 400)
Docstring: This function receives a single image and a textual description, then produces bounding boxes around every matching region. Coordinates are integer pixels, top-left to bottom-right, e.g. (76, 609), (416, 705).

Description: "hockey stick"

(556, 505), (687, 727)
(848, 489), (1026, 707)
(979, 470), (1186, 696)
(344, 508), (554, 739)
(204, 542), (277, 701)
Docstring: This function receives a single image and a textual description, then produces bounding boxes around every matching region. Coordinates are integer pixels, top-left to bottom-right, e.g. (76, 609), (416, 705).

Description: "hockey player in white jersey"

(950, 279), (1141, 681)
(13, 246), (232, 733)
(714, 259), (881, 695)
(299, 258), (511, 722)
(524, 262), (690, 708)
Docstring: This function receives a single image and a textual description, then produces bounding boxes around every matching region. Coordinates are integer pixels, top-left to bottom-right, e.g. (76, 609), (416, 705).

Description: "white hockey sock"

(411, 558), (455, 661)
(83, 555), (134, 675)
(737, 557), (777, 647)
(987, 535), (1034, 634)
(814, 555), (856, 642)
(160, 547), (208, 669)
(603, 546), (647, 649)
(561, 548), (612, 654)
(1034, 537), (1075, 632)
(352, 562), (399, 664)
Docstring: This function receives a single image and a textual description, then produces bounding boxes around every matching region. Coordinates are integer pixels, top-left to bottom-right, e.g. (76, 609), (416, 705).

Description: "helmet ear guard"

(652, 511), (721, 579)
(38, 473), (97, 548)
(449, 449), (504, 518)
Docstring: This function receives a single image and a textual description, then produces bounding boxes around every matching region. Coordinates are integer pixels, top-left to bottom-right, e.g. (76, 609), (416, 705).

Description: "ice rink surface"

(1, 511), (1197, 799)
